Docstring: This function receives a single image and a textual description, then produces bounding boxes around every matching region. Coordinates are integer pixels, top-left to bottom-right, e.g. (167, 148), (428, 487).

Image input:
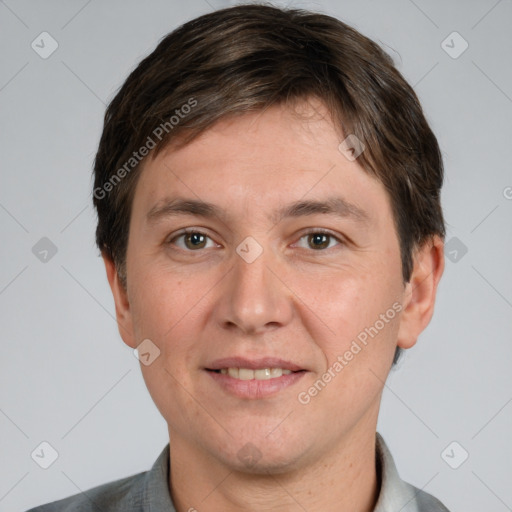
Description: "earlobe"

(102, 253), (137, 349)
(396, 236), (445, 350)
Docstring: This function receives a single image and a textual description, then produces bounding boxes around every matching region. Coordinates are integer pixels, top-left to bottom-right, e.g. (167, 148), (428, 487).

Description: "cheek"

(302, 265), (387, 331)
(129, 268), (215, 374)
(128, 269), (186, 344)
(130, 274), (204, 413)
(296, 258), (401, 368)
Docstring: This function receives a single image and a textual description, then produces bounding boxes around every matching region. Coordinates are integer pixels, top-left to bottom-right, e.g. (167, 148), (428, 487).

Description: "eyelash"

(167, 228), (345, 253)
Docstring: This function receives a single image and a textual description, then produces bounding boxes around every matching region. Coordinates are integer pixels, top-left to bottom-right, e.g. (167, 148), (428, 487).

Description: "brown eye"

(184, 232), (208, 250)
(169, 230), (216, 251)
(308, 233), (331, 250)
(294, 230), (343, 251)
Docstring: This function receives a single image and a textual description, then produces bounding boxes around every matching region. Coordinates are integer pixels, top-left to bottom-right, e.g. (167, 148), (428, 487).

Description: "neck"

(168, 422), (380, 512)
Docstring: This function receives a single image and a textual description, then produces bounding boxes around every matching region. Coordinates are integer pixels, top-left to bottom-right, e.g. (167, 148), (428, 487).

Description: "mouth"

(205, 357), (307, 398)
(208, 367), (301, 380)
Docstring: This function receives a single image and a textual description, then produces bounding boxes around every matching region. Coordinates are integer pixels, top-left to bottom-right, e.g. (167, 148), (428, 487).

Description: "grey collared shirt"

(27, 432), (450, 511)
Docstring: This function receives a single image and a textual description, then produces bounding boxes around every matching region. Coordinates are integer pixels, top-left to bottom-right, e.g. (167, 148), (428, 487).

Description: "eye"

(295, 230), (344, 251)
(167, 229), (343, 252)
(168, 229), (217, 251)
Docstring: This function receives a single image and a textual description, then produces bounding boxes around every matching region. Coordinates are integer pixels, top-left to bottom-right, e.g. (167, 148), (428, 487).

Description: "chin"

(228, 449), (307, 476)
(214, 433), (312, 476)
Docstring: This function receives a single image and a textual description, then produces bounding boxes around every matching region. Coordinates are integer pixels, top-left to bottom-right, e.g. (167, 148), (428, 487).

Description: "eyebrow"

(146, 196), (370, 226)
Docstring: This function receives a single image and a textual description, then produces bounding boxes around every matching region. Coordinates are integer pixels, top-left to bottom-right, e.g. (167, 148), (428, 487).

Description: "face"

(106, 98), (443, 473)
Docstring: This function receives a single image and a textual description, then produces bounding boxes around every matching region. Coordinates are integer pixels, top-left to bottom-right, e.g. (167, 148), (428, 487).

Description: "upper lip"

(206, 357), (305, 372)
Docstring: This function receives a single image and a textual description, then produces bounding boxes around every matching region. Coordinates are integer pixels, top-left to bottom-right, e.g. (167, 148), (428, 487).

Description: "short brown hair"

(93, 3), (445, 363)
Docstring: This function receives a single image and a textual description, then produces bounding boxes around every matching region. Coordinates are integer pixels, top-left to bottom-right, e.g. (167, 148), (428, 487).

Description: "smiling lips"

(207, 357), (304, 375)
(218, 367), (292, 380)
(206, 357), (307, 398)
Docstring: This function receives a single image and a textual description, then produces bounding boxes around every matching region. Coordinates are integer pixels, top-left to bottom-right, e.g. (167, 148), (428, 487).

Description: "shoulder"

(24, 470), (147, 512)
(26, 443), (173, 512)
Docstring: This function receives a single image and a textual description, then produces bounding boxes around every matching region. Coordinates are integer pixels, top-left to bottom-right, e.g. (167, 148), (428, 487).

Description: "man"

(28, 3), (449, 511)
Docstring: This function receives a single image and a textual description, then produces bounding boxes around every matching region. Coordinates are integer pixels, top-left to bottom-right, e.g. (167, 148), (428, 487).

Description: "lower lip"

(206, 370), (307, 399)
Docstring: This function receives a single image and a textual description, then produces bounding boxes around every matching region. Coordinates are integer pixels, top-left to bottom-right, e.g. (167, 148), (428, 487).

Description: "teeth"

(218, 368), (293, 380)
(238, 368), (254, 380)
(255, 368), (272, 380)
(228, 368), (239, 379)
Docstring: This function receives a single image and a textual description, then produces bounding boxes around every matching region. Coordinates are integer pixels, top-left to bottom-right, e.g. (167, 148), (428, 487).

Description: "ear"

(102, 253), (137, 349)
(397, 235), (445, 349)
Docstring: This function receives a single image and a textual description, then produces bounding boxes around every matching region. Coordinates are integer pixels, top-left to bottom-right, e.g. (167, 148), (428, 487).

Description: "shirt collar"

(374, 432), (422, 511)
(141, 442), (175, 511)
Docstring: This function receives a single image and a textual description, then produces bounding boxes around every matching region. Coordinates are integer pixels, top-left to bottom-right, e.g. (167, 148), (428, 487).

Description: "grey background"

(1, 0), (511, 511)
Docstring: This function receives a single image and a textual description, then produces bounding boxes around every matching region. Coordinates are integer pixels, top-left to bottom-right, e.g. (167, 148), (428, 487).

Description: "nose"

(214, 243), (294, 335)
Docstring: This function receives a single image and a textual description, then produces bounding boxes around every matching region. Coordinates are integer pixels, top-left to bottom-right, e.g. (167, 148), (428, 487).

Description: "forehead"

(132, 100), (391, 227)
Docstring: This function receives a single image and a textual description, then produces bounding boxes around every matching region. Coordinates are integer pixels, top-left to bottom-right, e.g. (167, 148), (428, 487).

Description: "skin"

(104, 97), (444, 512)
